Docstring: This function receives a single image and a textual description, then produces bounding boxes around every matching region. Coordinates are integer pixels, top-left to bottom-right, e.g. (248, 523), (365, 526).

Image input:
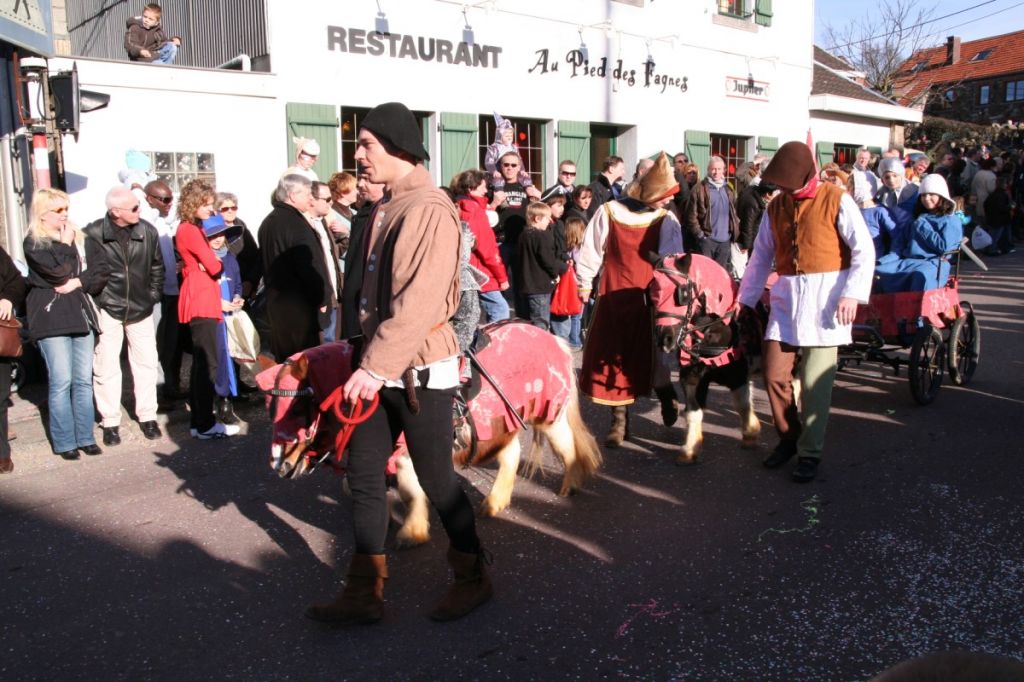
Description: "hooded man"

(305, 102), (491, 627)
(736, 141), (875, 482)
(576, 152), (684, 446)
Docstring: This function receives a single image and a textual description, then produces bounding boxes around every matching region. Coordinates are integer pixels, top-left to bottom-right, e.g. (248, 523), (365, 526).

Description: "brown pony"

(256, 321), (601, 546)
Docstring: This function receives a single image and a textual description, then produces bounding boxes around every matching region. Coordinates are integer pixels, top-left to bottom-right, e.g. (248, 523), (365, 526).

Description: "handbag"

(0, 318), (24, 358)
(550, 261), (583, 316)
(970, 225), (992, 251)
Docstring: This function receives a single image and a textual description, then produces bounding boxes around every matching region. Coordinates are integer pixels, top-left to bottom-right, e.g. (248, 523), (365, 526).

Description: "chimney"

(946, 36), (961, 65)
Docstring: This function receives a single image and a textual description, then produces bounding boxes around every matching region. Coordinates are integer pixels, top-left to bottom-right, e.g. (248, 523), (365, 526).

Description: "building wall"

(49, 57), (280, 229)
(810, 111), (892, 153)
(267, 0), (816, 180)
(923, 74), (1024, 124)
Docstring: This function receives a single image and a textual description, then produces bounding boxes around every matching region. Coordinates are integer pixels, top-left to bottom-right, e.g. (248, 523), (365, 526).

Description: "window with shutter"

(440, 113), (479, 187)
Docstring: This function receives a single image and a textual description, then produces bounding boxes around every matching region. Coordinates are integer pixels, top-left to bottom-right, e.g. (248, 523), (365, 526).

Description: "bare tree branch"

(823, 0), (937, 97)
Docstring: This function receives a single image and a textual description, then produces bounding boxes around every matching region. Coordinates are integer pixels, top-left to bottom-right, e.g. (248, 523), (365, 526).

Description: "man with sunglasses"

(493, 151), (537, 316)
(542, 160), (577, 204)
(84, 186), (166, 445)
(141, 180), (187, 408)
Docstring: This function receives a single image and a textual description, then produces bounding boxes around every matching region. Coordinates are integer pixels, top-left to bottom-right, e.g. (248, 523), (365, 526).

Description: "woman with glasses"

(217, 192), (261, 303)
(24, 188), (107, 461)
(176, 180), (240, 439)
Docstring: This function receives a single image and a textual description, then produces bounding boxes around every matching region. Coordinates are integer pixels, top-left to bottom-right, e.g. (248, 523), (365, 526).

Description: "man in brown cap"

(305, 102), (491, 626)
(736, 141), (875, 482)
(576, 152), (684, 445)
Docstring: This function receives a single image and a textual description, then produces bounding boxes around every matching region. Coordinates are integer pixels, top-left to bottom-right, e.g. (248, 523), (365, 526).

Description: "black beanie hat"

(761, 141), (816, 192)
(359, 102), (430, 161)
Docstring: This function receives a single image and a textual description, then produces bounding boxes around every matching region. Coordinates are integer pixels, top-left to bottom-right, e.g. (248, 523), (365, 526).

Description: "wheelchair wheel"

(909, 325), (945, 405)
(947, 309), (980, 386)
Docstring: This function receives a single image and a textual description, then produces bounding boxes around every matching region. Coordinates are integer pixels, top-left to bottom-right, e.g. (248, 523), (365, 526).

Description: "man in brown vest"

(736, 141), (875, 482)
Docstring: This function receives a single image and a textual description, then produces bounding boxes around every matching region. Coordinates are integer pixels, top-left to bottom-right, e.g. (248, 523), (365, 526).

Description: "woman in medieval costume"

(575, 152), (685, 446)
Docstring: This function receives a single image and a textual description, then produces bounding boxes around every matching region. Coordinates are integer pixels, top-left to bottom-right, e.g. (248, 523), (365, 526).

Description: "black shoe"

(57, 449), (81, 460)
(140, 421), (162, 440)
(791, 457), (819, 482)
(102, 427), (121, 446)
(80, 444), (103, 456)
(763, 440), (798, 469)
(216, 398), (239, 425)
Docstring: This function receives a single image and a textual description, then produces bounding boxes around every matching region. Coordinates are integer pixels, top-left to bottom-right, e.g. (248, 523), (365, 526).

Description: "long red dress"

(579, 202), (668, 405)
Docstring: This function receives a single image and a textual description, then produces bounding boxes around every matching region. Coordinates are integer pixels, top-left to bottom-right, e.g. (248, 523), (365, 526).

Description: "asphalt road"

(2, 252), (1022, 681)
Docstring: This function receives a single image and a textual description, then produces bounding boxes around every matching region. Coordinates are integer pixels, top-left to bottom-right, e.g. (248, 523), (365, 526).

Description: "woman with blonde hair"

(24, 188), (108, 460)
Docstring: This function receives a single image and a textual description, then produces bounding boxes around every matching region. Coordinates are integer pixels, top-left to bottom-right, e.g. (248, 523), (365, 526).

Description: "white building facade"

(42, 0), (916, 234)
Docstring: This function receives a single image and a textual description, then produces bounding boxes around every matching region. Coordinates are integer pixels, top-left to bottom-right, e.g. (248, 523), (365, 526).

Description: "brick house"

(895, 30), (1024, 125)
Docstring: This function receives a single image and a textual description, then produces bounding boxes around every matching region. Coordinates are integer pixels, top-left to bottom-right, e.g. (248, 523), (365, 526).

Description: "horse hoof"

(557, 485), (577, 497)
(675, 453), (698, 466)
(396, 526), (430, 548)
(479, 497), (509, 517)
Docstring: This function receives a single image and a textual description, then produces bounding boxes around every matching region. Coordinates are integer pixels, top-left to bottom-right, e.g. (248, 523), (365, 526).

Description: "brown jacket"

(358, 165), (461, 380)
(684, 179), (739, 242)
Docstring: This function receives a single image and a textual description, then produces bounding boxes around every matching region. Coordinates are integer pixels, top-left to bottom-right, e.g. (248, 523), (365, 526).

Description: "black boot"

(216, 397), (239, 425)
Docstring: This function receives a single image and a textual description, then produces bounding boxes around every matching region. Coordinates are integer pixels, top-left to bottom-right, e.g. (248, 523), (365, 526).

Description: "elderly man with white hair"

(83, 186), (166, 446)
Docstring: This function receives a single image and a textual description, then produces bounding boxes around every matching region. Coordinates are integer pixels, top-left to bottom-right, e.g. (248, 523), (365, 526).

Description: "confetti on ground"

(758, 494), (822, 542)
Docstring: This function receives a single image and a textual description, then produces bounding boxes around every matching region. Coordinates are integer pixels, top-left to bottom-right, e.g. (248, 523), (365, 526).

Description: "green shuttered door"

(558, 120), (591, 188)
(685, 130), (711, 175)
(757, 136), (779, 156)
(816, 141), (835, 167)
(440, 112), (479, 187)
(755, 0), (773, 27)
(285, 102), (338, 181)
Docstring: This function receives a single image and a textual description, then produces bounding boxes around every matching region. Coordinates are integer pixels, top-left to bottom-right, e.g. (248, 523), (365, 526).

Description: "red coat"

(176, 221), (223, 322)
(457, 194), (507, 293)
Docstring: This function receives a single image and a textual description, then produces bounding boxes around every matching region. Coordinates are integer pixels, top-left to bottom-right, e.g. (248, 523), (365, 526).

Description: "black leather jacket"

(83, 214), (164, 324)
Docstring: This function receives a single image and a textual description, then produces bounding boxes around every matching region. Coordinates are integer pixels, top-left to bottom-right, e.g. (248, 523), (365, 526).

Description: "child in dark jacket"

(516, 202), (567, 331)
(203, 215), (244, 424)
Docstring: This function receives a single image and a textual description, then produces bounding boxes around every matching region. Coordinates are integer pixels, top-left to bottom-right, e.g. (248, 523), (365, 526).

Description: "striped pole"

(32, 133), (51, 189)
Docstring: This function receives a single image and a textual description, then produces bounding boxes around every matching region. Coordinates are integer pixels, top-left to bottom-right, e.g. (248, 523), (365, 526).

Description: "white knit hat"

(878, 157), (904, 176)
(918, 173), (951, 202)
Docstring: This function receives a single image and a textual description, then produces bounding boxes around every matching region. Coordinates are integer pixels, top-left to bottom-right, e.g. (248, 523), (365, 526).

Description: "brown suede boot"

(605, 405), (629, 448)
(654, 385), (679, 427)
(305, 553), (387, 625)
(429, 546), (493, 622)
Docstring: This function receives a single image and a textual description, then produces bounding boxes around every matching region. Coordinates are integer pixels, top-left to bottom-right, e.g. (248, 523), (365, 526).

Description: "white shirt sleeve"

(737, 211), (775, 307)
(575, 205), (609, 288)
(837, 193), (876, 303)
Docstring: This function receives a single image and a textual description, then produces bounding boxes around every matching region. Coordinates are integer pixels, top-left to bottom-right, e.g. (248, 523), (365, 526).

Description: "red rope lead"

(318, 388), (379, 464)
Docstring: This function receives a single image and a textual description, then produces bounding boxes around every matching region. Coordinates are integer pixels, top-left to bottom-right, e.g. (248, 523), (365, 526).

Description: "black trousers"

(157, 295), (188, 395)
(345, 386), (479, 555)
(188, 318), (219, 432)
(0, 357), (10, 460)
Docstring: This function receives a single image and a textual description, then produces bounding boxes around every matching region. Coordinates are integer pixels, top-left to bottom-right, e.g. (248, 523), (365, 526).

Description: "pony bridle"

(654, 264), (734, 358)
(265, 359), (323, 477)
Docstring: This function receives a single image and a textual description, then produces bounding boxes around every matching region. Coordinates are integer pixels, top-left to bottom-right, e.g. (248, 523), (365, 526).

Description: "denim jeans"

(38, 334), (97, 452)
(551, 313), (584, 347)
(478, 290), (510, 322)
(153, 42), (178, 64)
(525, 293), (551, 331)
(322, 307), (337, 342)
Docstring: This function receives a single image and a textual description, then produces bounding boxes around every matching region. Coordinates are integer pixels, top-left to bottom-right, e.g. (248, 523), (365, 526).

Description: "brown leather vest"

(768, 182), (850, 276)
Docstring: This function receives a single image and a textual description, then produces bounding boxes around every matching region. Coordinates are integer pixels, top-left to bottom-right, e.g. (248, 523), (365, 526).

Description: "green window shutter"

(868, 146), (883, 158)
(757, 136), (779, 156)
(685, 130), (711, 175)
(557, 120), (591, 188)
(285, 102), (339, 181)
(816, 141), (835, 167)
(754, 0), (772, 27)
(440, 112), (478, 187)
